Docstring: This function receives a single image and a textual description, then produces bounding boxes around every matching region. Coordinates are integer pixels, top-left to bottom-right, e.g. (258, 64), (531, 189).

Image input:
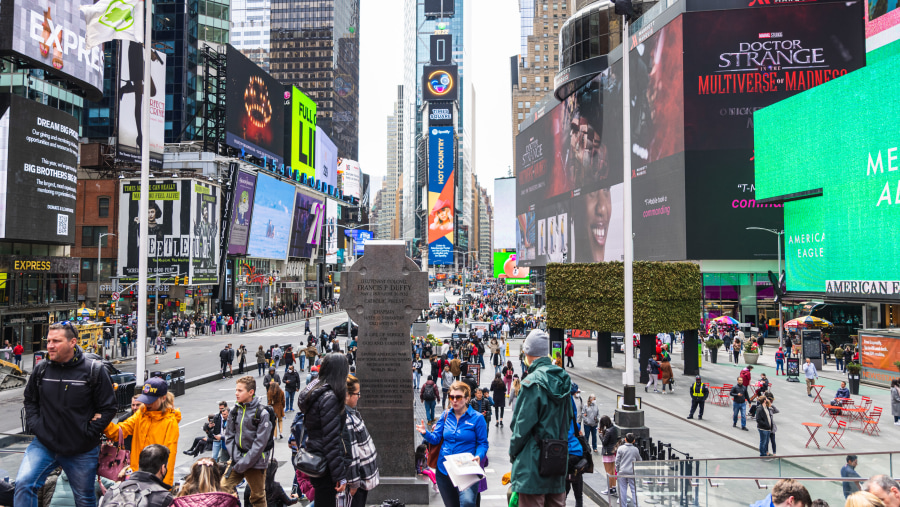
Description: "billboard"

(289, 86), (317, 179)
(682, 2), (865, 152)
(493, 178), (516, 250)
(0, 93), (78, 243)
(428, 102), (454, 127)
(428, 126), (455, 265)
(225, 46), (284, 165)
(227, 170), (257, 255)
(288, 188), (324, 259)
(246, 173), (296, 260)
(118, 179), (219, 284)
(344, 229), (372, 256)
(339, 159), (361, 199)
(424, 0), (454, 17)
(493, 252), (530, 285)
(422, 65), (459, 102)
(315, 127), (338, 189)
(0, 0), (104, 100)
(860, 333), (900, 386)
(754, 54), (900, 299)
(325, 199), (338, 264)
(867, 0), (900, 54)
(117, 41), (166, 169)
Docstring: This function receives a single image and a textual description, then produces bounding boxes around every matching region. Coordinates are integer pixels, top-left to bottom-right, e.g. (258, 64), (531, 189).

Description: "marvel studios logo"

(758, 32), (784, 39)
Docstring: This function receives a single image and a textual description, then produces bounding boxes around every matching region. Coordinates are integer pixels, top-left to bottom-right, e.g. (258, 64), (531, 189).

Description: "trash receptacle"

(32, 351), (48, 370)
(149, 369), (175, 394)
(173, 367), (185, 396)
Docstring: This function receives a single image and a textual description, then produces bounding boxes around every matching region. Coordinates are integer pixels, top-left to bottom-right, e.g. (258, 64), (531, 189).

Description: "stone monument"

(340, 241), (429, 503)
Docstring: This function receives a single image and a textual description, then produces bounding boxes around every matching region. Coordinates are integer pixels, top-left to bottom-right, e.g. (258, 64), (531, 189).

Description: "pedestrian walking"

(510, 376), (521, 412)
(835, 346), (845, 372)
(755, 395), (774, 457)
(420, 375), (440, 423)
(284, 365), (301, 412)
(891, 379), (900, 425)
(490, 373), (507, 426)
(802, 358), (818, 397)
(582, 395), (599, 453)
(615, 433), (642, 507)
(731, 377), (749, 431)
(267, 380), (285, 439)
(659, 357), (674, 394)
(413, 353), (423, 389)
(645, 356), (660, 393)
(565, 337), (575, 368)
(256, 345), (267, 377)
(441, 365), (454, 409)
(237, 344), (247, 374)
(221, 376), (273, 507)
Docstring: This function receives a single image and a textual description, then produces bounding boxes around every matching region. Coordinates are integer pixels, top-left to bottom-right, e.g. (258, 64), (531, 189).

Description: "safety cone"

(175, 351), (180, 359)
(154, 356), (159, 364)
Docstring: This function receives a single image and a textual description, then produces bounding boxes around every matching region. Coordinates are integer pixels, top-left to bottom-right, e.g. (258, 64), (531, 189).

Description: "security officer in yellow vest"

(687, 375), (709, 420)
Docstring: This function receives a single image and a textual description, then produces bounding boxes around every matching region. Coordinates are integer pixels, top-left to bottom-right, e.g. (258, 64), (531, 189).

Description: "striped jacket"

(345, 406), (380, 491)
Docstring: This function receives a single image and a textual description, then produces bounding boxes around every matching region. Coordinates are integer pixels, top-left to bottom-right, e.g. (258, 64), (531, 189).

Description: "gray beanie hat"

(522, 329), (550, 358)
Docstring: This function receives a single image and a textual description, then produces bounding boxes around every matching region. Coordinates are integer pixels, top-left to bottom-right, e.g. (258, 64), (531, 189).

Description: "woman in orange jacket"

(104, 377), (181, 484)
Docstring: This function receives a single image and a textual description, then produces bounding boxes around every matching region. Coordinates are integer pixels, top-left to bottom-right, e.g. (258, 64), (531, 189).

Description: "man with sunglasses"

(16, 322), (117, 507)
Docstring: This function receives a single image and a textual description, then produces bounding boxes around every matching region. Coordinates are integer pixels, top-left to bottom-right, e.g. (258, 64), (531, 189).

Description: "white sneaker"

(894, 421), (900, 426)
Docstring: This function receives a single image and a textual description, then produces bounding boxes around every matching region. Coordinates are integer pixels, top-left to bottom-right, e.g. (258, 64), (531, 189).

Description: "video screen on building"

(754, 52), (900, 299)
(287, 86), (316, 180)
(422, 65), (459, 102)
(288, 188), (324, 259)
(344, 229), (372, 256)
(0, 94), (78, 244)
(315, 127), (338, 189)
(190, 180), (220, 284)
(493, 178), (516, 250)
(0, 0), (104, 100)
(225, 46), (284, 165)
(339, 159), (361, 199)
(428, 126), (455, 265)
(325, 199), (338, 264)
(867, 0), (900, 53)
(246, 173), (296, 260)
(116, 41), (166, 169)
(227, 170), (257, 255)
(493, 252), (530, 285)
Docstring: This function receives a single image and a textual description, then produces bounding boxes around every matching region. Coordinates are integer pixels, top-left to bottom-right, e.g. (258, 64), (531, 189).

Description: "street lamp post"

(97, 232), (116, 311)
(746, 227), (784, 345)
(621, 9), (636, 412)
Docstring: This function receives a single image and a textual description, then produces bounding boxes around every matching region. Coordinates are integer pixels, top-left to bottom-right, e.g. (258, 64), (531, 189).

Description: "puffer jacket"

(298, 379), (347, 483)
(225, 396), (273, 473)
(256, 349), (267, 364)
(104, 407), (182, 485)
(48, 471), (115, 507)
(171, 492), (240, 507)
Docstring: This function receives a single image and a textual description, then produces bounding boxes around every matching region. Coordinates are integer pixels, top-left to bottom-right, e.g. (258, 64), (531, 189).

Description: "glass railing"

(604, 451), (899, 507)
(0, 433), (33, 483)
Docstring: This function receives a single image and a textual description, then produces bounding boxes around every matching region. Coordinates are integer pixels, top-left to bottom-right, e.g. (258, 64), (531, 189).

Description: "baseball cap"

(311, 365), (319, 372)
(137, 377), (168, 404)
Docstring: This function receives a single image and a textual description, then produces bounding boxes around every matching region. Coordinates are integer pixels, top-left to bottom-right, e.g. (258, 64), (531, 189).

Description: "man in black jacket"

(730, 377), (749, 430)
(283, 365), (301, 412)
(15, 322), (117, 507)
(687, 376), (709, 420)
(220, 344), (234, 378)
(101, 444), (173, 507)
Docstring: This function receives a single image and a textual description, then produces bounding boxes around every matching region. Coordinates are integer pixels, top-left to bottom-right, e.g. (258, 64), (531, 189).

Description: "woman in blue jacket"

(416, 380), (489, 507)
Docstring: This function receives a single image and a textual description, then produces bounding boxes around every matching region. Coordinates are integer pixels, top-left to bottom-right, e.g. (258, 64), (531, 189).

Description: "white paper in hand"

(443, 452), (485, 491)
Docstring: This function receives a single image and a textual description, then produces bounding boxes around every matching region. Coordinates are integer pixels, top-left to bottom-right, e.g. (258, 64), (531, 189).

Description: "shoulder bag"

(98, 428), (130, 481)
(532, 411), (568, 477)
(426, 411), (449, 469)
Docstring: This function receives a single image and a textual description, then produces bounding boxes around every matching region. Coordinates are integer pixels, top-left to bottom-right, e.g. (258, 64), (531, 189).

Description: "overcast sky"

(357, 0), (521, 199)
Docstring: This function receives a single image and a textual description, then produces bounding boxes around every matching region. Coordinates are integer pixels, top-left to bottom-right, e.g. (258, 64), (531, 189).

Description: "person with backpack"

(100, 444), (173, 507)
(645, 356), (661, 393)
(103, 377), (182, 484)
(16, 322), (118, 507)
(221, 376), (275, 507)
(420, 375), (440, 424)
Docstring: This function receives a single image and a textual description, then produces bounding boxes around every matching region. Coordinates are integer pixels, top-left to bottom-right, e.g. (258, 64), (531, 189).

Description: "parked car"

(332, 321), (358, 338)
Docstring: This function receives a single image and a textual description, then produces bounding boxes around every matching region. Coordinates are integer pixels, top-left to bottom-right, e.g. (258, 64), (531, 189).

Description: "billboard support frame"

(202, 45), (227, 153)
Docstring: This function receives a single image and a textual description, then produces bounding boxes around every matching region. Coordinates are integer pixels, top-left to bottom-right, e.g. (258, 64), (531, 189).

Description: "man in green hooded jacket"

(509, 329), (573, 507)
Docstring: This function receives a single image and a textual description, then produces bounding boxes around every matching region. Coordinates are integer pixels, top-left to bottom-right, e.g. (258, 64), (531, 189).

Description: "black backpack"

(422, 384), (436, 401)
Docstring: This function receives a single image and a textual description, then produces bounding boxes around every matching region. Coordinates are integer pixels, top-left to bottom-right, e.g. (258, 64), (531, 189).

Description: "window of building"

(526, 102), (531, 108)
(545, 76), (550, 82)
(518, 101), (523, 108)
(543, 3), (548, 9)
(81, 226), (109, 247)
(518, 113), (524, 120)
(522, 77), (527, 83)
(535, 76), (541, 83)
(98, 197), (110, 218)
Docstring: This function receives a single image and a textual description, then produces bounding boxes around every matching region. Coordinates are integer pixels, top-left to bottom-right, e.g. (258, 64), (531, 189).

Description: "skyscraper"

(269, 0), (361, 159)
(381, 85), (404, 240)
(231, 0), (271, 72)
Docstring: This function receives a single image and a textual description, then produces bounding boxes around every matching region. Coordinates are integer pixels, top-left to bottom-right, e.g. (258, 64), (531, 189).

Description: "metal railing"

(604, 451), (900, 507)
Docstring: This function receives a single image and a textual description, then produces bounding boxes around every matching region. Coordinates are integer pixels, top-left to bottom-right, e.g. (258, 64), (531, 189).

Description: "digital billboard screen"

(315, 127), (338, 189)
(493, 177), (516, 250)
(344, 229), (372, 256)
(225, 46), (284, 165)
(227, 170), (257, 255)
(428, 126), (455, 265)
(190, 180), (220, 284)
(422, 65), (459, 102)
(493, 252), (530, 285)
(424, 0), (454, 17)
(754, 52), (900, 299)
(0, 0), (104, 100)
(117, 41), (166, 169)
(288, 188), (324, 259)
(325, 199), (338, 264)
(0, 93), (78, 243)
(682, 2), (865, 152)
(867, 0), (900, 54)
(246, 173), (296, 260)
(339, 159), (361, 199)
(288, 86), (316, 180)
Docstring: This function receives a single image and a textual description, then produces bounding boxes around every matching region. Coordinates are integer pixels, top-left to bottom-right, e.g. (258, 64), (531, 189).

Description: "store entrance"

(32, 324), (47, 352)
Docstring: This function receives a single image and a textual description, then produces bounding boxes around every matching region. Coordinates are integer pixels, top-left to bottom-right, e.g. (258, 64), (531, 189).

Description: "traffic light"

(157, 303), (163, 310)
(174, 276), (180, 286)
(183, 275), (189, 285)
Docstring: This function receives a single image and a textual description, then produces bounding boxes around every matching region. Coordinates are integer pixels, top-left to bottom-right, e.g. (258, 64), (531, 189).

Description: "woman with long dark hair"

(599, 415), (619, 495)
(298, 353), (349, 507)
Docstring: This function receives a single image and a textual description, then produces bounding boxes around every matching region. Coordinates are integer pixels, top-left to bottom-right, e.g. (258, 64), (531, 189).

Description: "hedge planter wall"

(546, 261), (702, 334)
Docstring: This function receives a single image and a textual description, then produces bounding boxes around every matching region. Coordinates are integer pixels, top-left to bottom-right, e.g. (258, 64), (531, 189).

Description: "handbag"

(292, 424), (327, 478)
(425, 412), (449, 469)
(98, 428), (130, 481)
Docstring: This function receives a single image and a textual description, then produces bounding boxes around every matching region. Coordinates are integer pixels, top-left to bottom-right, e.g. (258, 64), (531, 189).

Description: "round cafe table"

(802, 422), (823, 448)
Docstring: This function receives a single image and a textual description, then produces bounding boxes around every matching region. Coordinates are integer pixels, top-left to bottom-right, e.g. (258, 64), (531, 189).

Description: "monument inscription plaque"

(340, 242), (428, 479)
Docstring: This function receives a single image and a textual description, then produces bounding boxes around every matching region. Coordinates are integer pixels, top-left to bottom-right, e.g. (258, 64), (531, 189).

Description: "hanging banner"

(325, 199), (338, 264)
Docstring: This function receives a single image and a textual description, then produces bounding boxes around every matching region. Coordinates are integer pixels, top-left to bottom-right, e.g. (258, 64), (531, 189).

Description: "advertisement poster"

(288, 188), (324, 259)
(191, 181), (220, 284)
(493, 178), (516, 250)
(344, 229), (372, 256)
(867, 0), (900, 52)
(117, 179), (192, 283)
(117, 41), (166, 168)
(428, 127), (455, 265)
(493, 252), (529, 285)
(325, 199), (338, 264)
(860, 333), (900, 386)
(422, 65), (459, 102)
(225, 46), (284, 165)
(315, 127), (338, 189)
(0, 94), (78, 243)
(246, 173), (296, 260)
(289, 86), (316, 179)
(0, 0), (104, 99)
(339, 159), (361, 199)
(683, 3), (865, 151)
(227, 170), (257, 255)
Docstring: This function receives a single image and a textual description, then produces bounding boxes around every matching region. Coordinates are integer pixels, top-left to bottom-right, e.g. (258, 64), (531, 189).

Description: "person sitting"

(835, 381), (851, 400)
(183, 414), (216, 457)
(172, 457), (238, 507)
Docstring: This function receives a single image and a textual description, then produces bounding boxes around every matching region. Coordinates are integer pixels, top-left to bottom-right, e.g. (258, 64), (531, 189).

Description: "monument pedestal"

(614, 385), (650, 440)
(368, 477), (431, 505)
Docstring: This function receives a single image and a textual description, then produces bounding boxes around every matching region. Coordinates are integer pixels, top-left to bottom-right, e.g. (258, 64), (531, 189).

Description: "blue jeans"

(212, 439), (223, 461)
(836, 358), (844, 371)
(15, 438), (100, 507)
(257, 362), (265, 376)
(298, 355), (306, 371)
(436, 470), (479, 507)
(425, 400), (436, 422)
(479, 355), (485, 368)
(733, 402), (747, 428)
(286, 390), (296, 411)
(414, 371), (421, 388)
(758, 430), (771, 456)
(584, 424), (598, 451)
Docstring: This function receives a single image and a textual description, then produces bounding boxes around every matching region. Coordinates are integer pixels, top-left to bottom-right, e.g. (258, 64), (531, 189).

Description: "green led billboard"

(291, 86), (317, 179)
(754, 54), (900, 298)
(493, 252), (530, 285)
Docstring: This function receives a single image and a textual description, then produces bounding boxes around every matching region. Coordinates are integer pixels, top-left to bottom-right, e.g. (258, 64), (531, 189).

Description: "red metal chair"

(862, 407), (883, 436)
(861, 396), (872, 412)
(719, 384), (733, 407)
(827, 421), (847, 449)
